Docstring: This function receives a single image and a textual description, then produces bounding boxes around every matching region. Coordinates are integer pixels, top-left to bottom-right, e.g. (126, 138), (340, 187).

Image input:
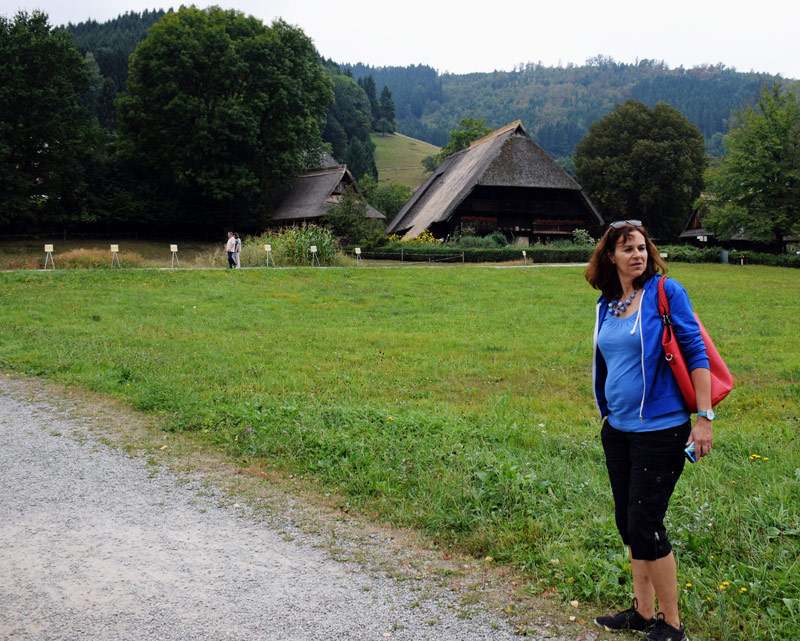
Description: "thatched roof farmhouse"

(386, 120), (602, 242)
(272, 163), (384, 224)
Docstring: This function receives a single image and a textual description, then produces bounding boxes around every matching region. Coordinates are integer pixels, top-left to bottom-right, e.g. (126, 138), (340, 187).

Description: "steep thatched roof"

(272, 165), (384, 222)
(386, 120), (601, 237)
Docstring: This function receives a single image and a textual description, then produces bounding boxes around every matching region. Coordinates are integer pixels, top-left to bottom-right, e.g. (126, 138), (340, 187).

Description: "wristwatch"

(697, 409), (716, 420)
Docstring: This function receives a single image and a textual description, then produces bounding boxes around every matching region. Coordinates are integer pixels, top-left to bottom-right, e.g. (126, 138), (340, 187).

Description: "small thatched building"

(681, 194), (796, 251)
(272, 161), (384, 224)
(386, 120), (602, 242)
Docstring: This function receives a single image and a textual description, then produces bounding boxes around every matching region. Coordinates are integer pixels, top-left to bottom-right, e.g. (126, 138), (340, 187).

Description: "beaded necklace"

(609, 289), (638, 317)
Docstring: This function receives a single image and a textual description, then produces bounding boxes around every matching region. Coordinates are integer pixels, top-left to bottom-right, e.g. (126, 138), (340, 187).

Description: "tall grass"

(56, 248), (146, 268)
(0, 264), (797, 640)
(240, 225), (347, 266)
(0, 239), (219, 269)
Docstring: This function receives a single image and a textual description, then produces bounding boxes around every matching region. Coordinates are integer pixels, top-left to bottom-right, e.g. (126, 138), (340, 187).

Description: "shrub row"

(360, 246), (595, 263)
(363, 244), (800, 268)
(659, 245), (800, 268)
(729, 250), (800, 268)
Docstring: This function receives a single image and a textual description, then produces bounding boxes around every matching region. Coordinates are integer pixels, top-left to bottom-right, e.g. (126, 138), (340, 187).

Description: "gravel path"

(0, 379), (531, 641)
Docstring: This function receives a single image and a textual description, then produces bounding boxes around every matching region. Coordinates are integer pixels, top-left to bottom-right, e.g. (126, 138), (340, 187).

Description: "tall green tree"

(356, 74), (380, 122)
(703, 82), (800, 247)
(117, 6), (333, 230)
(574, 99), (706, 239)
(439, 117), (493, 157)
(322, 74), (377, 179)
(375, 85), (397, 134)
(65, 10), (167, 131)
(323, 185), (382, 244)
(421, 117), (493, 171)
(358, 175), (412, 224)
(0, 11), (90, 227)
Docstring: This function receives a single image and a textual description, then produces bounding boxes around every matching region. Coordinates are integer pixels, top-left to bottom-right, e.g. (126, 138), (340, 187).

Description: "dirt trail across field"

(0, 377), (598, 640)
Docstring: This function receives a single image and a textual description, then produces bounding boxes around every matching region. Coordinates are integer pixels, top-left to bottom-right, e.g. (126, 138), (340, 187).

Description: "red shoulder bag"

(657, 277), (734, 412)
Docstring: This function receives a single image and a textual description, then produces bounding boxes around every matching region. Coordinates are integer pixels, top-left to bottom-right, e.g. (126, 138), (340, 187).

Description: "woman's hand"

(689, 416), (714, 459)
(689, 367), (713, 459)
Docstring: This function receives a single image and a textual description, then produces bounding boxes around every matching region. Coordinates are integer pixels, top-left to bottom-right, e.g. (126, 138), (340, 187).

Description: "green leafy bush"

(323, 186), (384, 245)
(572, 229), (597, 246)
(454, 235), (495, 248)
(450, 230), (508, 248)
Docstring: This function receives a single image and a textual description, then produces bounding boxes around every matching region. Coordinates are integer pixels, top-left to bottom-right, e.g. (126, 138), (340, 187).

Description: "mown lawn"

(0, 263), (797, 641)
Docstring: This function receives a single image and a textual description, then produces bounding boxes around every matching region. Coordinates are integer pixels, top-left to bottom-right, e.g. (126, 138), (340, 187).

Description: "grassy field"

(372, 132), (439, 188)
(0, 263), (797, 640)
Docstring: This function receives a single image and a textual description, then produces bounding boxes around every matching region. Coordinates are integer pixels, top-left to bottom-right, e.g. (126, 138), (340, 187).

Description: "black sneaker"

(643, 613), (687, 641)
(594, 598), (657, 632)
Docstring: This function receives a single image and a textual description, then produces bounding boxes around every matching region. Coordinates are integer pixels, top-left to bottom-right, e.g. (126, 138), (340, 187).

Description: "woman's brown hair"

(584, 223), (667, 301)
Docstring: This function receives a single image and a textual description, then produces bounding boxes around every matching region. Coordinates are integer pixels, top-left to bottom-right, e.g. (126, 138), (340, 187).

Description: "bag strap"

(657, 276), (672, 327)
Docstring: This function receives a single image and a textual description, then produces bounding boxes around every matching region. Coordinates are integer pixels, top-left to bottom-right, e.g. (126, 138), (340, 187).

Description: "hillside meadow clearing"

(0, 263), (797, 641)
(372, 132), (439, 188)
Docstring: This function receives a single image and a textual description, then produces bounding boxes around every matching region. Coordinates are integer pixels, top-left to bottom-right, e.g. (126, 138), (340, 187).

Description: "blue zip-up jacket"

(592, 274), (709, 420)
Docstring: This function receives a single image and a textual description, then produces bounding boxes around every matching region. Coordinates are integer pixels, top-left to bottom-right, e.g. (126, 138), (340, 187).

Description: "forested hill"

(65, 10), (166, 89)
(62, 10), (167, 129)
(61, 10), (785, 166)
(345, 59), (785, 165)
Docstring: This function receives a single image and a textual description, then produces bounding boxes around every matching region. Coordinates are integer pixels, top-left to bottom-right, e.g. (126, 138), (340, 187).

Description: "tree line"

(0, 9), (398, 235)
(64, 14), (783, 169)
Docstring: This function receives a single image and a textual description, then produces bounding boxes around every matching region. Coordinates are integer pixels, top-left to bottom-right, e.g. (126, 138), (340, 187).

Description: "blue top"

(598, 311), (689, 431)
(592, 274), (709, 423)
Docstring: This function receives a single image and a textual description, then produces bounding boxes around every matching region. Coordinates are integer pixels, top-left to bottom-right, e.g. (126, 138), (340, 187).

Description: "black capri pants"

(601, 418), (691, 561)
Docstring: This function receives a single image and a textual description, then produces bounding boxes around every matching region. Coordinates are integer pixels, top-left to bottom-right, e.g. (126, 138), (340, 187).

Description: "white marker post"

(44, 244), (55, 270)
(309, 245), (320, 267)
(110, 244), (120, 267)
(522, 250), (527, 266)
(264, 244), (274, 267)
(355, 247), (362, 265)
(170, 244), (179, 268)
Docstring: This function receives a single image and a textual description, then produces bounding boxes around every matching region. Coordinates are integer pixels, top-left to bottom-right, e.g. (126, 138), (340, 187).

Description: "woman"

(234, 232), (242, 269)
(585, 220), (713, 641)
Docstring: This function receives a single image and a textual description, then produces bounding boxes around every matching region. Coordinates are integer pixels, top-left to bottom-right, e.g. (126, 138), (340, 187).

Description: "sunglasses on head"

(609, 219), (642, 228)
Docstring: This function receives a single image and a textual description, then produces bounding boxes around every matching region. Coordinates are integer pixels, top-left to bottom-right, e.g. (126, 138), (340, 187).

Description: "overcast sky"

(3, 0), (799, 80)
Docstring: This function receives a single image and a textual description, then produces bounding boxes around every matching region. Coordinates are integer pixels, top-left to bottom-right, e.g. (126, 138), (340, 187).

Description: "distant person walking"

(225, 232), (236, 269)
(234, 233), (242, 269)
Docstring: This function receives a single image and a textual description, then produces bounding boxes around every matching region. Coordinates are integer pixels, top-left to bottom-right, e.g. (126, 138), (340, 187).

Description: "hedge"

(359, 245), (800, 268)
(358, 246), (594, 263)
